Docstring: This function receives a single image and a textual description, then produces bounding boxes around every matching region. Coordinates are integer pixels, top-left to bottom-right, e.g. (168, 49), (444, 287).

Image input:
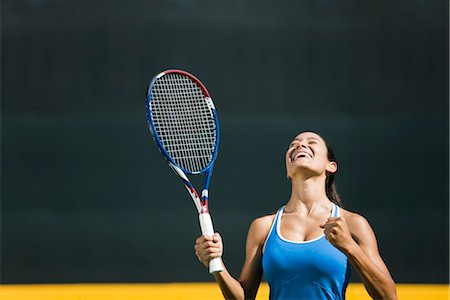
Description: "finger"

(202, 235), (213, 241)
(320, 222), (337, 229)
(200, 240), (222, 253)
(197, 235), (213, 243)
(195, 240), (207, 250)
(206, 240), (220, 248)
(322, 223), (336, 230)
(325, 217), (341, 224)
(327, 233), (335, 242)
(195, 235), (212, 244)
(212, 233), (222, 243)
(206, 247), (222, 254)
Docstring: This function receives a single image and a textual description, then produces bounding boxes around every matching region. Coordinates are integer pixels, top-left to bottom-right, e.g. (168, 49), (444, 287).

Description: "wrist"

(343, 240), (359, 256)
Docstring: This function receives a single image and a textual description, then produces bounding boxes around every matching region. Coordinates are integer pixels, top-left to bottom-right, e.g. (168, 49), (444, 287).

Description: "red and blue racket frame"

(145, 69), (223, 273)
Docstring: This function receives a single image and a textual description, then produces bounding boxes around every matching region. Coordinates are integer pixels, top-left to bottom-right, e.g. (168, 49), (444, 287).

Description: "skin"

(195, 132), (398, 300)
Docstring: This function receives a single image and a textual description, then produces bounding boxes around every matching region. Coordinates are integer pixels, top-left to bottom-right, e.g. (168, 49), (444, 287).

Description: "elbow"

(386, 283), (398, 300)
(377, 283), (398, 300)
(367, 279), (397, 300)
(383, 278), (398, 300)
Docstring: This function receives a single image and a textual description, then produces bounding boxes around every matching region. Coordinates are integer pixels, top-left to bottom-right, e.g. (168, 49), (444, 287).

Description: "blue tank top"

(262, 203), (351, 300)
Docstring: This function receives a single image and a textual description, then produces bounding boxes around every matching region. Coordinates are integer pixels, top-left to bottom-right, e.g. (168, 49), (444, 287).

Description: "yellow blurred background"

(1, 283), (448, 300)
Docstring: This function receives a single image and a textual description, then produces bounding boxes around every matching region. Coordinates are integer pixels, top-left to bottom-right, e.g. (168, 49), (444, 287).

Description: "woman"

(195, 131), (397, 300)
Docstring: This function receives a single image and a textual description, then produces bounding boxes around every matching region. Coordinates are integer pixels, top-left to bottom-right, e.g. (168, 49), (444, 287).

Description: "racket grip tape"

(199, 212), (224, 274)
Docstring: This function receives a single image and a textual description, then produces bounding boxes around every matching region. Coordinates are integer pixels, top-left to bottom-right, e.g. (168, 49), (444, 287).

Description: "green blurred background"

(1, 0), (448, 284)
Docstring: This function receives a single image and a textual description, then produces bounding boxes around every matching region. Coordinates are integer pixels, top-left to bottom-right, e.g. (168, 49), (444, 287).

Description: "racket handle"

(199, 212), (223, 274)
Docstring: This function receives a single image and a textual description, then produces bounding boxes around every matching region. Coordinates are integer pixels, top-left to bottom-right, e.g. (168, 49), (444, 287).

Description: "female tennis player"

(194, 131), (397, 299)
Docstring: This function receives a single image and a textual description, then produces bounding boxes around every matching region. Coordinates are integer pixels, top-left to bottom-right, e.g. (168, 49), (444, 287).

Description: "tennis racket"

(145, 69), (223, 274)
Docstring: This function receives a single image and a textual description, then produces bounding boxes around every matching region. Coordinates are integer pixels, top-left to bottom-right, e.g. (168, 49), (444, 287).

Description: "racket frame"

(146, 69), (223, 273)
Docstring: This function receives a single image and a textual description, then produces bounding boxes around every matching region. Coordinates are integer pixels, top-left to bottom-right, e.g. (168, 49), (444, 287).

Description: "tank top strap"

(262, 206), (285, 253)
(274, 205), (285, 225)
(331, 203), (340, 217)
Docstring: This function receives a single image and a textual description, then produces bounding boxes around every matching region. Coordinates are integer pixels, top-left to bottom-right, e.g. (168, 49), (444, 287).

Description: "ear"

(326, 161), (338, 174)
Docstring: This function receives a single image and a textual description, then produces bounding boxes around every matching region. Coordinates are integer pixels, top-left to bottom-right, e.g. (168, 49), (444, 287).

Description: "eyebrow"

(289, 137), (321, 146)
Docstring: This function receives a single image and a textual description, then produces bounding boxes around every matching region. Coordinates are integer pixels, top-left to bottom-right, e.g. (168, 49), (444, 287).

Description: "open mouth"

(290, 151), (312, 162)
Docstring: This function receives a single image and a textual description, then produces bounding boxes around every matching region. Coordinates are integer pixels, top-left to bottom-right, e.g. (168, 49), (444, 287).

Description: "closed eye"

(288, 142), (299, 149)
(289, 137), (320, 148)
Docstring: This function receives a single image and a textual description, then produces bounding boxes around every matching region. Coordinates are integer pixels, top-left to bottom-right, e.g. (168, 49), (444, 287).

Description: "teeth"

(297, 152), (311, 159)
(291, 151), (311, 162)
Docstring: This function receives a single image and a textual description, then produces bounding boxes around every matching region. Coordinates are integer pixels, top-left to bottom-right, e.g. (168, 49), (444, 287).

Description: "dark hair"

(323, 140), (343, 207)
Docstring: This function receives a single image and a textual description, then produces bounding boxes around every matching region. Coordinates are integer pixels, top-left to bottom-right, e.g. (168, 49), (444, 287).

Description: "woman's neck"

(285, 175), (331, 214)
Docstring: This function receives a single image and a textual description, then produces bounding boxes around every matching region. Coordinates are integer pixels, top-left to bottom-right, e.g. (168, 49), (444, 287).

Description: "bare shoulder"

(341, 209), (377, 249)
(340, 208), (376, 244)
(247, 213), (277, 246)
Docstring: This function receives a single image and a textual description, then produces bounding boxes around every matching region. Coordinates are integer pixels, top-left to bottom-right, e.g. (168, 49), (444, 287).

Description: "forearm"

(345, 244), (397, 300)
(213, 260), (245, 300)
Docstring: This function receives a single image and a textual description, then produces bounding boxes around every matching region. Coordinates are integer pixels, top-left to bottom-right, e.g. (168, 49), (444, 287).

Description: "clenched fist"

(320, 217), (356, 253)
(194, 233), (223, 268)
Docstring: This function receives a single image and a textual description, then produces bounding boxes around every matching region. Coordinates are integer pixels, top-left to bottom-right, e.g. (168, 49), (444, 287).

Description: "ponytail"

(324, 141), (343, 207)
(325, 172), (342, 207)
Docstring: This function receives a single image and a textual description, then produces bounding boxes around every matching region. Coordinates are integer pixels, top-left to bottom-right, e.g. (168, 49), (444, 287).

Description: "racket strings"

(150, 73), (217, 172)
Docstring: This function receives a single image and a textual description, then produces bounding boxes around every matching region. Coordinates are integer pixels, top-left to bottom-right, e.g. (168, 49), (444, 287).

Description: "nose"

(291, 142), (307, 151)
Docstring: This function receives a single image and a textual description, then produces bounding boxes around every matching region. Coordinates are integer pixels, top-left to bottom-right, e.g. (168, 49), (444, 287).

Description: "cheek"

(312, 152), (330, 168)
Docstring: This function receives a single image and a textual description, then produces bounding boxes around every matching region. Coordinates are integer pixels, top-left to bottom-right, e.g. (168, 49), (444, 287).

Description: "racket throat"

(200, 189), (209, 214)
(200, 203), (209, 214)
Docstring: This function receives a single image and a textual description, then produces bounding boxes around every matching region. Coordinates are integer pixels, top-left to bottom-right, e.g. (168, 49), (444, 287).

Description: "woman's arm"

(196, 233), (245, 299)
(195, 216), (273, 300)
(321, 213), (397, 300)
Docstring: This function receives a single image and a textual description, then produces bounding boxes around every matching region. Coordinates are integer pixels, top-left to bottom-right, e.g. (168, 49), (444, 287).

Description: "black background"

(1, 0), (448, 284)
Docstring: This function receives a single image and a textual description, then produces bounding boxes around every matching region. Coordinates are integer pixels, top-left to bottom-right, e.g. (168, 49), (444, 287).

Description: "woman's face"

(285, 132), (337, 179)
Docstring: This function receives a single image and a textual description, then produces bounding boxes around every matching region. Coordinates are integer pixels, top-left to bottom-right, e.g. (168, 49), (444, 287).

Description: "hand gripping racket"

(145, 69), (223, 274)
